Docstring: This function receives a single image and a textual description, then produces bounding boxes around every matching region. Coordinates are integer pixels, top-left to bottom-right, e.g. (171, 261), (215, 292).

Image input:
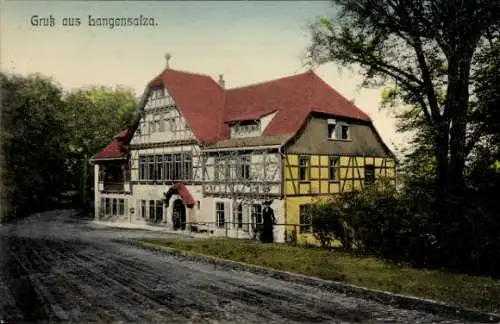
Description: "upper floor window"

(328, 157), (340, 181)
(237, 156), (251, 180)
(365, 164), (375, 185)
(299, 156), (310, 181)
(327, 119), (350, 140)
(232, 120), (261, 137)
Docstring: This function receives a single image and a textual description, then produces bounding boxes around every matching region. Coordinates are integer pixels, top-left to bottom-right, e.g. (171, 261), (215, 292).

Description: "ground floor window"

(299, 204), (313, 233)
(141, 200), (147, 219)
(101, 197), (126, 217)
(251, 204), (262, 224)
(119, 199), (125, 216)
(112, 199), (118, 216)
(155, 200), (164, 222)
(234, 204), (243, 229)
(100, 198), (105, 216)
(216, 202), (225, 228)
(105, 198), (111, 215)
(149, 200), (155, 221)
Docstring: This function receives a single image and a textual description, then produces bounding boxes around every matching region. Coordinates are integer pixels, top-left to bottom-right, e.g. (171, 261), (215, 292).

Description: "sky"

(1, 0), (407, 152)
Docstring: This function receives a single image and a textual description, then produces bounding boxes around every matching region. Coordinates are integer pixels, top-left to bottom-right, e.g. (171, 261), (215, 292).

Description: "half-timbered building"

(90, 56), (396, 243)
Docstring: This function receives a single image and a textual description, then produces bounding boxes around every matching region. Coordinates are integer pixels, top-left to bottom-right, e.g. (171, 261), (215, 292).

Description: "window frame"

(328, 156), (340, 181)
(215, 202), (225, 228)
(364, 164), (376, 185)
(299, 204), (313, 233)
(299, 156), (310, 181)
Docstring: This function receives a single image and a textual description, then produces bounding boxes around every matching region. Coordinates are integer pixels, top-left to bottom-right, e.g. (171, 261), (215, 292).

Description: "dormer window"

(327, 118), (350, 140)
(231, 120), (261, 138)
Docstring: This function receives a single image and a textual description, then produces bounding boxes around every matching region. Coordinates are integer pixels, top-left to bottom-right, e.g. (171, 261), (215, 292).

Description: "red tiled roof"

(149, 69), (229, 144)
(91, 129), (130, 161)
(93, 68), (372, 161)
(224, 71), (370, 136)
(164, 182), (196, 207)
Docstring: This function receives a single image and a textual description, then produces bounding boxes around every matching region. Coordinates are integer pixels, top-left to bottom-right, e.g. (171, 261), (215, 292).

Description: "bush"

(308, 173), (500, 277)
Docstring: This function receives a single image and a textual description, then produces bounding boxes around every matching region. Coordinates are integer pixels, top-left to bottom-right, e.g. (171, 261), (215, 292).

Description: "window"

(224, 159), (231, 179)
(105, 198), (111, 215)
(174, 153), (183, 180)
(112, 199), (117, 216)
(237, 156), (251, 180)
(150, 120), (156, 133)
(156, 155), (164, 181)
(149, 200), (155, 221)
(341, 125), (350, 140)
(155, 200), (163, 222)
(183, 153), (193, 180)
(299, 204), (312, 233)
(299, 156), (310, 181)
(327, 119), (350, 140)
(365, 164), (375, 185)
(214, 157), (221, 180)
(235, 204), (243, 229)
(118, 199), (125, 216)
(164, 155), (173, 180)
(158, 115), (165, 132)
(197, 201), (200, 210)
(147, 156), (155, 180)
(216, 202), (225, 228)
(100, 198), (105, 216)
(141, 200), (147, 219)
(328, 157), (340, 181)
(251, 204), (262, 225)
(328, 122), (336, 139)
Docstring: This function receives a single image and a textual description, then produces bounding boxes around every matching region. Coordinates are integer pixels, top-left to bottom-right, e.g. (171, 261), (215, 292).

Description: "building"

(90, 56), (396, 243)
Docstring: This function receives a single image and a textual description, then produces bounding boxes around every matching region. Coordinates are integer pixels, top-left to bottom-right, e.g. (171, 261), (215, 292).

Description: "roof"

(148, 69), (228, 144)
(164, 182), (196, 207)
(224, 71), (370, 137)
(91, 130), (129, 161)
(93, 68), (374, 161)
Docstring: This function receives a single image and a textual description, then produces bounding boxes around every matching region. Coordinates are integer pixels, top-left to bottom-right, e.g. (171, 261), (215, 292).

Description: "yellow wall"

(283, 153), (396, 245)
(284, 154), (395, 196)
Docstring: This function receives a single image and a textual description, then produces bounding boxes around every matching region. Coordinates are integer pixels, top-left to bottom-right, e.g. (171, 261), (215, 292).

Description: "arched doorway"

(172, 199), (186, 231)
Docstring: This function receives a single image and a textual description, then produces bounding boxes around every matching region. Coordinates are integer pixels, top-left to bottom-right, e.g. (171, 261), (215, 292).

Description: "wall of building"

(283, 153), (395, 245)
(286, 115), (390, 156)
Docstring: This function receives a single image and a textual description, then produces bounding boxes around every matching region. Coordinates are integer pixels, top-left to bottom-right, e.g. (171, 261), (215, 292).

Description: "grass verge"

(136, 237), (500, 314)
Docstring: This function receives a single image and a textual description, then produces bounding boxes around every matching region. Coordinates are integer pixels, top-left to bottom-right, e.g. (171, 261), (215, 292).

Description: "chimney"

(165, 53), (172, 69)
(218, 74), (225, 88)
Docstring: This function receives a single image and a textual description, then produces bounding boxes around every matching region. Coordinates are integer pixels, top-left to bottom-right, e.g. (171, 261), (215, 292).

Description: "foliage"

(1, 73), (137, 221)
(1, 73), (70, 221)
(308, 0), (500, 203)
(62, 86), (137, 208)
(310, 200), (355, 251)
(285, 227), (298, 245)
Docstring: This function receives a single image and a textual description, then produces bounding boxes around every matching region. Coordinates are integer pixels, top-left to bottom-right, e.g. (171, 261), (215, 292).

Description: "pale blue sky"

(1, 1), (406, 151)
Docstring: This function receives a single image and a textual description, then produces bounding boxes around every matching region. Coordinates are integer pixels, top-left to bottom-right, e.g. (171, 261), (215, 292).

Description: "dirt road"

(0, 210), (475, 323)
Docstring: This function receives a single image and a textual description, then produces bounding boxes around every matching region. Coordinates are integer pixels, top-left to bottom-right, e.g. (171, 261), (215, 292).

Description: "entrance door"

(172, 199), (186, 230)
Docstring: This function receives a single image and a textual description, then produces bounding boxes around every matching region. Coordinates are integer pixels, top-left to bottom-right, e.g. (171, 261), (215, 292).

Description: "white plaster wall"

(260, 111), (277, 133)
(96, 193), (133, 223)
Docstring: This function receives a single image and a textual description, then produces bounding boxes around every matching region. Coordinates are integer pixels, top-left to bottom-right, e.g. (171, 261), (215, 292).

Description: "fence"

(163, 220), (311, 244)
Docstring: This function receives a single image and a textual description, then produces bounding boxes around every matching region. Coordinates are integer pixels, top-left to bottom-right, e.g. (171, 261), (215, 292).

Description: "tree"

(307, 0), (500, 203)
(62, 86), (137, 208)
(1, 73), (70, 220)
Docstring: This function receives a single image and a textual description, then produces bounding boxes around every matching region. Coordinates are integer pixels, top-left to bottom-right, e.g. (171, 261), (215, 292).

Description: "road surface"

(0, 210), (477, 323)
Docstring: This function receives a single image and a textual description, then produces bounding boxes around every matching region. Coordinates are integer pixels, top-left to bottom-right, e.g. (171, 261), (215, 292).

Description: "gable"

(285, 114), (391, 157)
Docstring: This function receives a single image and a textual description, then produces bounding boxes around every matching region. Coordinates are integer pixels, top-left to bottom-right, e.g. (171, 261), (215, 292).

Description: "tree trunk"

(434, 120), (450, 203)
(448, 54), (473, 198)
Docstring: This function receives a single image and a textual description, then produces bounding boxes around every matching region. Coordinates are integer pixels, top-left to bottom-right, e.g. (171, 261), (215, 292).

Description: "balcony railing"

(100, 182), (130, 193)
